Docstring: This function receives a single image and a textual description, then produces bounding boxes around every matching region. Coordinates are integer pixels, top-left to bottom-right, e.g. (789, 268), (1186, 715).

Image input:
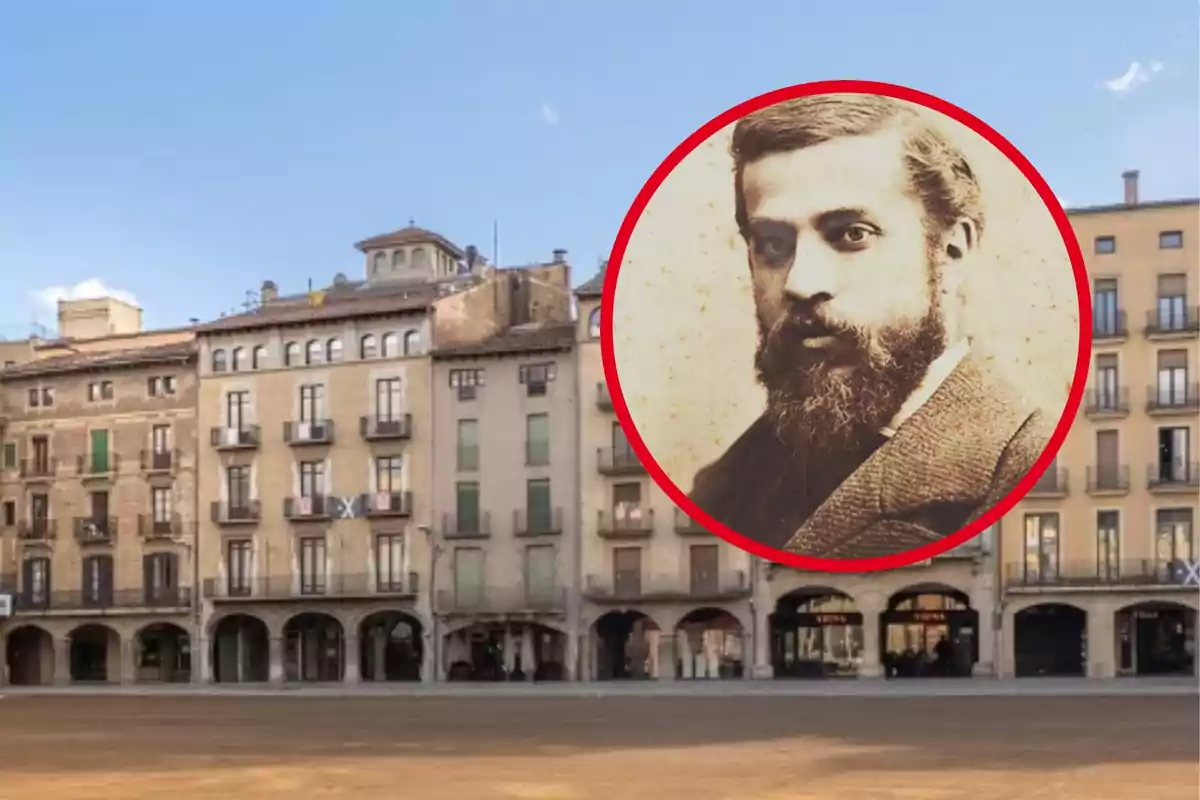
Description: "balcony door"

(689, 544), (719, 595)
(613, 547), (642, 598)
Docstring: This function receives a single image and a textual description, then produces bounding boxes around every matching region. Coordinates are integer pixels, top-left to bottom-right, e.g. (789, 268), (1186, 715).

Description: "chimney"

(1122, 170), (1139, 206)
(552, 248), (568, 264)
(260, 280), (278, 304)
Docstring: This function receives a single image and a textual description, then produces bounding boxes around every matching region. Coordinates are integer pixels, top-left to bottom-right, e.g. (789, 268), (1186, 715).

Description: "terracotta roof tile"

(196, 288), (436, 335)
(432, 323), (575, 359)
(2, 341), (196, 379)
(353, 225), (465, 257)
(575, 262), (607, 298)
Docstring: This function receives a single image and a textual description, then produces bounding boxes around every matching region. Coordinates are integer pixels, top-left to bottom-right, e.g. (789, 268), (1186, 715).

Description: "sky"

(1, 1), (1197, 335)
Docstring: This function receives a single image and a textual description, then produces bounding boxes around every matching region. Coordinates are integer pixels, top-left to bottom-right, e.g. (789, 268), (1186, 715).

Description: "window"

(376, 455), (402, 494)
(226, 539), (252, 595)
(524, 544), (556, 605)
(151, 424), (170, 455)
(1155, 274), (1189, 332)
(227, 465), (252, 509)
(1155, 350), (1189, 406)
(152, 486), (172, 523)
(230, 347), (245, 372)
(372, 251), (386, 274)
(1094, 235), (1115, 254)
(455, 481), (481, 534)
(226, 390), (250, 430)
(526, 413), (550, 465)
(305, 339), (322, 365)
(526, 478), (553, 532)
(403, 330), (420, 355)
(147, 376), (177, 397)
(299, 384), (325, 423)
(326, 338), (342, 362)
(1094, 429), (1121, 489)
(456, 419), (479, 471)
(87, 381), (114, 402)
(299, 537), (327, 595)
(613, 547), (642, 597)
(27, 387), (39, 408)
(449, 368), (484, 401)
(31, 437), (50, 473)
(2, 500), (14, 527)
(1023, 513), (1060, 581)
(252, 345), (266, 369)
(1092, 279), (1120, 337)
(689, 543), (720, 594)
(284, 341), (300, 366)
(1097, 511), (1120, 580)
(452, 547), (485, 607)
(381, 332), (398, 358)
(144, 552), (179, 604)
(1156, 426), (1191, 484)
(22, 557), (49, 605)
(519, 362), (556, 397)
(360, 334), (377, 359)
(41, 387), (53, 407)
(612, 482), (644, 527)
(299, 460), (325, 498)
(375, 378), (402, 421)
(1094, 354), (1120, 411)
(392, 250), (405, 268)
(1160, 230), (1184, 249)
(3, 442), (16, 469)
(588, 307), (601, 339)
(376, 534), (405, 591)
(1155, 508), (1194, 578)
(212, 349), (228, 372)
(82, 554), (114, 607)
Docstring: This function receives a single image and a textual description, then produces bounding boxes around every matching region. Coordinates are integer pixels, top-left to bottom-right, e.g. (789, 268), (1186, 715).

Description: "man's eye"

(834, 224), (880, 248)
(755, 236), (795, 263)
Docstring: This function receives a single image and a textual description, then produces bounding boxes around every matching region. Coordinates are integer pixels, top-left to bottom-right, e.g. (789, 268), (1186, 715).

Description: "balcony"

(1025, 467), (1069, 498)
(597, 447), (645, 476)
(203, 572), (419, 601)
(209, 425), (261, 451)
(76, 453), (121, 480)
(435, 586), (567, 616)
(1144, 305), (1200, 339)
(1146, 383), (1200, 415)
(283, 495), (332, 521)
(73, 516), (117, 544)
(210, 500), (261, 525)
(596, 508), (656, 539)
(360, 414), (413, 441)
(7, 586), (193, 613)
(1091, 311), (1128, 342)
(18, 458), (56, 481)
(596, 381), (613, 411)
(525, 440), (551, 467)
(673, 508), (710, 535)
(514, 507), (563, 536)
(16, 518), (56, 541)
(1086, 465), (1130, 495)
(1083, 387), (1130, 417)
(139, 513), (182, 540)
(283, 419), (335, 446)
(361, 490), (413, 518)
(140, 449), (177, 475)
(1147, 462), (1200, 493)
(442, 511), (490, 539)
(583, 570), (750, 603)
(1004, 560), (1197, 591)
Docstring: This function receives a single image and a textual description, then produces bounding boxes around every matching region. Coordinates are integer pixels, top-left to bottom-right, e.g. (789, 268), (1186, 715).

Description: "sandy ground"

(0, 691), (1196, 799)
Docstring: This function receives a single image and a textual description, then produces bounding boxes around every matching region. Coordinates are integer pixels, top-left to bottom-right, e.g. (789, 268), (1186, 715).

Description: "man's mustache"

(765, 305), (860, 348)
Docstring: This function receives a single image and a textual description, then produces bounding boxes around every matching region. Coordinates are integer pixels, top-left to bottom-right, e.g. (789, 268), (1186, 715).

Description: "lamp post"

(418, 524), (444, 682)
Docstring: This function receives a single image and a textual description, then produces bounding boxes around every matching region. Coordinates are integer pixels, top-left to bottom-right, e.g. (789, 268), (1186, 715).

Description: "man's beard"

(755, 291), (947, 458)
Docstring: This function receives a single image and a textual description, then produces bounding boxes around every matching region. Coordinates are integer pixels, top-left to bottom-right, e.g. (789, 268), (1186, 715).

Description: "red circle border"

(600, 79), (1092, 574)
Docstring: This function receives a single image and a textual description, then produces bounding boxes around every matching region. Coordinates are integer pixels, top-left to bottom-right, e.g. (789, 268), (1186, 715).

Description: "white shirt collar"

(880, 339), (970, 439)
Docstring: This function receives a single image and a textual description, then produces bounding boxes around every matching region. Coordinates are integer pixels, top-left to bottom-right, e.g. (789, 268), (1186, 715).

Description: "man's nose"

(782, 249), (838, 302)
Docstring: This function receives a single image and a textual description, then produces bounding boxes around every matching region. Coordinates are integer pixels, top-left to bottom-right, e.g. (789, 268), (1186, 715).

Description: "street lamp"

(418, 524), (444, 682)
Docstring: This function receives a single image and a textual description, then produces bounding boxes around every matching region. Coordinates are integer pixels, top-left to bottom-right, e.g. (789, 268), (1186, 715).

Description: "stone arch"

(442, 620), (569, 682)
(1013, 602), (1087, 677)
(67, 623), (120, 683)
(1113, 599), (1197, 677)
(590, 609), (663, 680)
(282, 611), (344, 682)
(674, 607), (745, 680)
(771, 586), (863, 679)
(210, 612), (270, 683)
(4, 624), (54, 686)
(133, 622), (192, 683)
(358, 610), (423, 682)
(883, 582), (977, 678)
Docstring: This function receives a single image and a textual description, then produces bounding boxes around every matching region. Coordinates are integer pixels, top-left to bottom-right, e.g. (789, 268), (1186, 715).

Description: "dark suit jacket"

(688, 353), (1053, 559)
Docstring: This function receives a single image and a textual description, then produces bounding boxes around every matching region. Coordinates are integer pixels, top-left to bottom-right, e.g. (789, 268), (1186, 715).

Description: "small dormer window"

(360, 334), (377, 359)
(392, 250), (406, 268)
(411, 247), (429, 272)
(381, 332), (398, 358)
(403, 330), (421, 356)
(252, 345), (266, 369)
(284, 341), (300, 367)
(326, 338), (342, 362)
(305, 339), (323, 365)
(230, 347), (245, 372)
(212, 349), (228, 372)
(588, 308), (601, 339)
(372, 252), (387, 275)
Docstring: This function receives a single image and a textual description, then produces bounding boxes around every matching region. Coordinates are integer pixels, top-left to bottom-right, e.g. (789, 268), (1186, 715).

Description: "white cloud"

(1102, 60), (1164, 94)
(537, 101), (560, 127)
(33, 279), (140, 312)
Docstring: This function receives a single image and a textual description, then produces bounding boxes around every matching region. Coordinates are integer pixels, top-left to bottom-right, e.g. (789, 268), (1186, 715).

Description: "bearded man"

(688, 93), (1052, 559)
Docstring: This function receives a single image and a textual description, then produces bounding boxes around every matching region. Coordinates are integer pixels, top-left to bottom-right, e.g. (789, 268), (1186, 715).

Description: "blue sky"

(1, 1), (1196, 334)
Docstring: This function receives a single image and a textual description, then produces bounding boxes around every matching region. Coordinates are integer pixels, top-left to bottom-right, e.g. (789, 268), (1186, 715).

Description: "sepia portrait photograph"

(609, 88), (1083, 562)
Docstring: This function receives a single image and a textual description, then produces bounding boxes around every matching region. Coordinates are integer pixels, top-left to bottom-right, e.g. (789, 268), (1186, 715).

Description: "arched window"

(381, 332), (398, 358)
(372, 251), (387, 275)
(411, 247), (429, 272)
(588, 307), (601, 339)
(403, 330), (421, 355)
(211, 349), (227, 372)
(305, 339), (323, 365)
(251, 345), (266, 370)
(360, 334), (377, 359)
(326, 338), (342, 362)
(392, 250), (406, 268)
(284, 341), (300, 367)
(230, 346), (245, 372)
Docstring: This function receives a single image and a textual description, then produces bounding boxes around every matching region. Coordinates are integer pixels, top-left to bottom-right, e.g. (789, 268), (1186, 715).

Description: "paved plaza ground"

(0, 683), (1197, 799)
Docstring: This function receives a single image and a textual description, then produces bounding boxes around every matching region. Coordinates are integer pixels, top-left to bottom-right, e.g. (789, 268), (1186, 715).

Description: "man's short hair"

(731, 93), (985, 242)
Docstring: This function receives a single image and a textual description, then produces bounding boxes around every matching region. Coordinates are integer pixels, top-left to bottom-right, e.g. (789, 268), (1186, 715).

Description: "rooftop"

(432, 322), (575, 360)
(353, 225), (465, 258)
(1, 340), (196, 380)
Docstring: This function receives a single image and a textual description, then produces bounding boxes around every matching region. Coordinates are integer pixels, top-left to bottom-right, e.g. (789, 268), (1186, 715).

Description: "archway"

(211, 613), (269, 683)
(4, 625), (53, 685)
(883, 584), (978, 678)
(69, 624), (118, 683)
(359, 611), (423, 682)
(1115, 601), (1196, 677)
(1013, 603), (1086, 677)
(675, 608), (744, 679)
(134, 623), (192, 683)
(593, 611), (661, 680)
(444, 622), (567, 682)
(283, 612), (344, 682)
(771, 587), (863, 678)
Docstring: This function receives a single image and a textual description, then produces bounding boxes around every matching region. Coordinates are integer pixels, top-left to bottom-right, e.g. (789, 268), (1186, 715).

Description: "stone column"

(120, 638), (137, 685)
(343, 632), (360, 684)
(422, 629), (437, 683)
(970, 586), (997, 677)
(1086, 601), (1116, 679)
(268, 636), (284, 685)
(565, 631), (580, 682)
(858, 594), (885, 679)
(503, 625), (516, 677)
(520, 626), (535, 681)
(194, 636), (211, 684)
(753, 603), (774, 679)
(656, 634), (676, 681)
(997, 606), (1016, 678)
(53, 636), (71, 685)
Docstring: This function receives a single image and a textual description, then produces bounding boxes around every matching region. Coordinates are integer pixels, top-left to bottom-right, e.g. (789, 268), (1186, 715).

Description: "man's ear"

(943, 218), (977, 261)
